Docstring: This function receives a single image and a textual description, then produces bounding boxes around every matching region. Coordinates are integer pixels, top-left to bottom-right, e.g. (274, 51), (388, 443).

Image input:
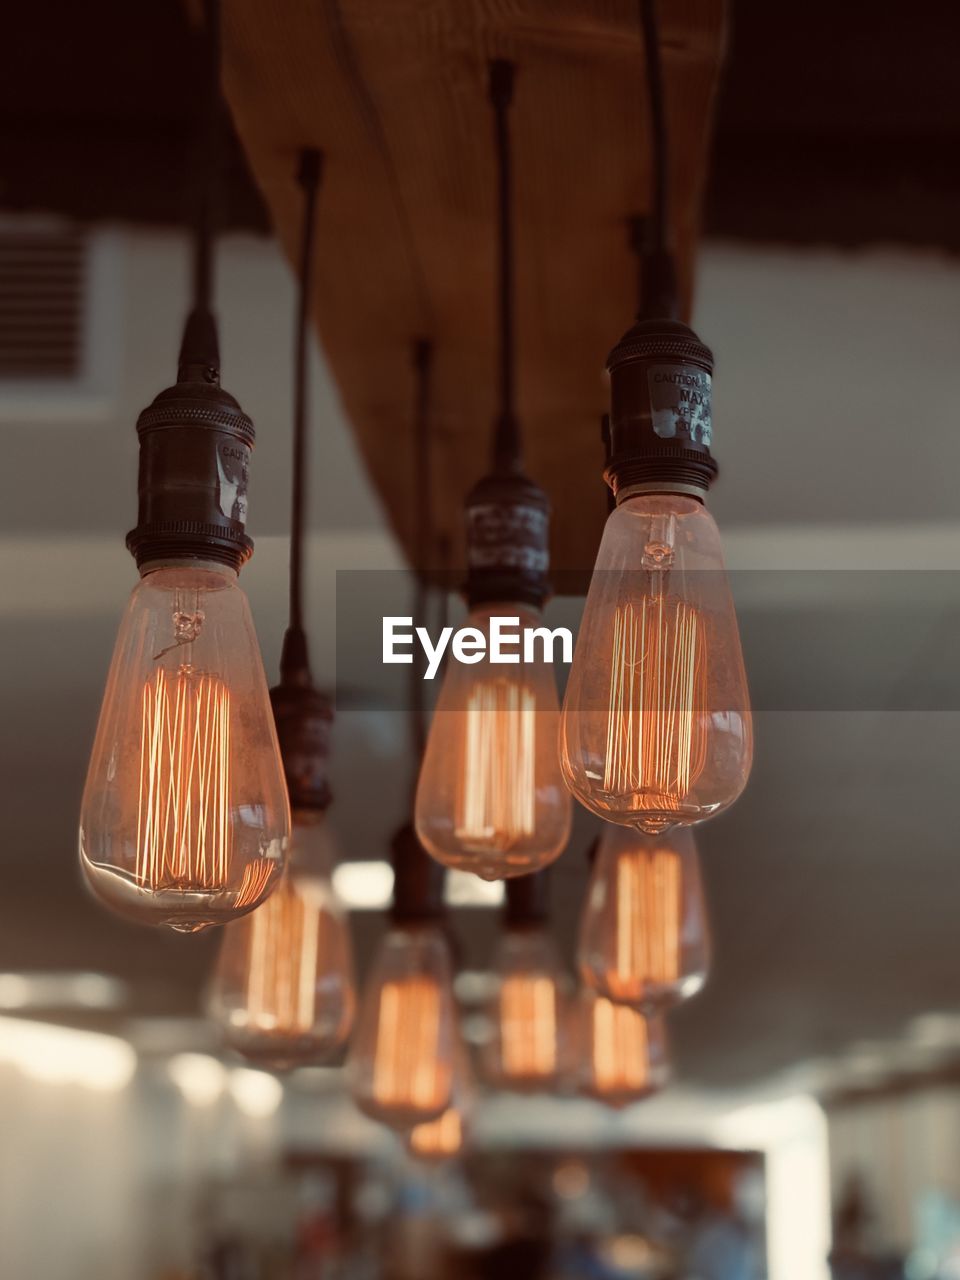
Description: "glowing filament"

(372, 976), (449, 1113)
(136, 665), (232, 890)
(408, 1107), (464, 1159)
(591, 998), (652, 1096)
(603, 598), (707, 815)
(242, 878), (320, 1036)
(499, 973), (559, 1081)
(612, 849), (681, 998)
(456, 681), (536, 849)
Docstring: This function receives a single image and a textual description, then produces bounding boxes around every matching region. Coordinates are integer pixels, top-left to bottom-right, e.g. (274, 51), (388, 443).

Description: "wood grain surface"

(221, 1), (726, 576)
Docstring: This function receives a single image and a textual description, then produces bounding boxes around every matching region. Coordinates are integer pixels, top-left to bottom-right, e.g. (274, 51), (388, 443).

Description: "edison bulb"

(577, 991), (670, 1107)
(80, 564), (289, 932)
(578, 824), (709, 1012)
(560, 495), (751, 833)
(347, 923), (456, 1129)
(415, 604), (571, 880)
(209, 812), (355, 1069)
(483, 926), (572, 1092)
(407, 1105), (465, 1161)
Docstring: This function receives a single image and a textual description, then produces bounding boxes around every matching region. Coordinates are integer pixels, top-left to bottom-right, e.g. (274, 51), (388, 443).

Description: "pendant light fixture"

(559, 0), (752, 835)
(577, 823), (710, 1012)
(79, 0), (289, 932)
(415, 60), (571, 881)
(481, 871), (573, 1093)
(209, 150), (356, 1068)
(576, 991), (670, 1108)
(348, 343), (461, 1132)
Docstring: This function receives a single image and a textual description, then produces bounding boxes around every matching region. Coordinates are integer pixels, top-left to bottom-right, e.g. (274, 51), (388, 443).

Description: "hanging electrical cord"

(457, 58), (550, 614)
(634, 0), (679, 320)
(489, 59), (520, 475)
(178, 0), (223, 383)
(286, 147), (324, 664)
(410, 338), (434, 761)
(391, 339), (444, 925)
(270, 147), (334, 814)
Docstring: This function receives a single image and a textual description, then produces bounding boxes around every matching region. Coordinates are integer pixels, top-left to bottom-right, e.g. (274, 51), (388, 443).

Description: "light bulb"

(208, 811), (355, 1069)
(347, 923), (456, 1129)
(407, 1105), (466, 1161)
(482, 926), (572, 1092)
(415, 603), (571, 880)
(80, 564), (290, 932)
(577, 991), (670, 1107)
(560, 495), (751, 833)
(578, 824), (709, 1012)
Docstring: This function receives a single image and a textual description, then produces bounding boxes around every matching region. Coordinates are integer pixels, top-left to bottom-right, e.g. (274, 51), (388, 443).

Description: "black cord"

(639, 0), (668, 258)
(411, 338), (433, 760)
(489, 59), (521, 475)
(178, 0), (222, 379)
(288, 148), (324, 645)
(636, 0), (678, 319)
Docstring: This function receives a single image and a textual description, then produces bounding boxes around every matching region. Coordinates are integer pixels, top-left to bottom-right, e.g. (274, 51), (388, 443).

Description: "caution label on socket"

(647, 366), (712, 446)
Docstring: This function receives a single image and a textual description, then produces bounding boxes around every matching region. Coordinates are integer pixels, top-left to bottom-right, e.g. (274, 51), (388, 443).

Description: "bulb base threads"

(604, 317), (717, 501)
(464, 470), (551, 609)
(127, 371), (256, 573)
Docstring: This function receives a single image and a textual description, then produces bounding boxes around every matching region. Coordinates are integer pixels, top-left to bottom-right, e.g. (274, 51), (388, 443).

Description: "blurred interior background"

(2, 2), (960, 1278)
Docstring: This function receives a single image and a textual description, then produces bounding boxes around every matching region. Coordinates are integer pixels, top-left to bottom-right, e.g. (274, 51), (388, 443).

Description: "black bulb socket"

(604, 316), (717, 504)
(464, 466), (551, 610)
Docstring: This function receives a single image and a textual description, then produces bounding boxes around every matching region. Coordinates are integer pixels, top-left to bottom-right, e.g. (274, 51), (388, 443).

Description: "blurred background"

(2, 2), (960, 1278)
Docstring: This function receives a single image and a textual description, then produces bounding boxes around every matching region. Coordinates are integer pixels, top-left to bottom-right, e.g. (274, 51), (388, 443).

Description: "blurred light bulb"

(560, 495), (751, 833)
(577, 991), (670, 1107)
(482, 926), (572, 1092)
(347, 923), (456, 1129)
(209, 812), (355, 1070)
(407, 1105), (466, 1161)
(578, 824), (709, 1012)
(415, 604), (571, 880)
(80, 566), (289, 931)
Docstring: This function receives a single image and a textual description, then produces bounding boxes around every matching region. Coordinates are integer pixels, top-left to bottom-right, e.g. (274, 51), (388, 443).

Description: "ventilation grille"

(0, 229), (86, 380)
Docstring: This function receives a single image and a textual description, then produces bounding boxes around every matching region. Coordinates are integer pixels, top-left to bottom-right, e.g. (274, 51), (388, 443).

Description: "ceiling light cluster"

(75, 0), (751, 1151)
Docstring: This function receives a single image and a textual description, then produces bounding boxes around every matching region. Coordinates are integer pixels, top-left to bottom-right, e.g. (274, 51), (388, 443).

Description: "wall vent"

(0, 228), (85, 380)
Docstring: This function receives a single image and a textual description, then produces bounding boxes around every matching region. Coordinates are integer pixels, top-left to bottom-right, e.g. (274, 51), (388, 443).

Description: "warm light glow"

(209, 817), (355, 1069)
(80, 566), (289, 931)
(348, 925), (456, 1128)
(245, 876), (323, 1036)
(415, 604), (571, 880)
(578, 826), (709, 1011)
(582, 996), (668, 1105)
(332, 860), (394, 909)
(407, 1106), (464, 1160)
(137, 665), (233, 891)
(372, 975), (448, 1115)
(456, 681), (536, 849)
(559, 495), (752, 832)
(604, 597), (706, 831)
(499, 973), (559, 1081)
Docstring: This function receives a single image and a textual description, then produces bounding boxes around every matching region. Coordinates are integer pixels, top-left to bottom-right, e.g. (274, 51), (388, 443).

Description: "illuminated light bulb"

(415, 604), (571, 881)
(407, 1105), (466, 1161)
(578, 824), (710, 1012)
(80, 564), (289, 932)
(577, 991), (670, 1107)
(560, 494), (751, 833)
(482, 899), (572, 1092)
(347, 923), (456, 1129)
(209, 811), (355, 1069)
